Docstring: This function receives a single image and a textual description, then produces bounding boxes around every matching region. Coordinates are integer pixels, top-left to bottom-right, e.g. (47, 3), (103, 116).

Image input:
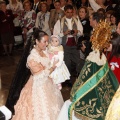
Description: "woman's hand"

(52, 59), (59, 69)
(23, 28), (28, 34)
(49, 59), (59, 74)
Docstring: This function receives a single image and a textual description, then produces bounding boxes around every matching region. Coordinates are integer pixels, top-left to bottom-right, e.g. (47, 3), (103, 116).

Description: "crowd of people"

(0, 0), (120, 119)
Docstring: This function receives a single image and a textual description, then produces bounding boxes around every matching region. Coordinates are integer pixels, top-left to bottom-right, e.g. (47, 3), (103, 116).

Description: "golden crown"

(90, 20), (112, 51)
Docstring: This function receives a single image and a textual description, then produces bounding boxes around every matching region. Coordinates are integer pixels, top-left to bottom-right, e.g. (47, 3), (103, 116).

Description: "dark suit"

(32, 2), (40, 14)
(0, 10), (14, 34)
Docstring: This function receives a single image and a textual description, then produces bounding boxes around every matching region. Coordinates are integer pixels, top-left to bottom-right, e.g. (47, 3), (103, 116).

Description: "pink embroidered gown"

(12, 48), (64, 120)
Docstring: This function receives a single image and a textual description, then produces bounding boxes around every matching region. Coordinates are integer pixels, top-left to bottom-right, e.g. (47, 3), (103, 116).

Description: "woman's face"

(41, 3), (47, 12)
(79, 8), (87, 20)
(36, 35), (49, 50)
(117, 22), (120, 35)
(0, 3), (6, 12)
(110, 15), (116, 25)
(24, 3), (31, 11)
(54, 2), (61, 10)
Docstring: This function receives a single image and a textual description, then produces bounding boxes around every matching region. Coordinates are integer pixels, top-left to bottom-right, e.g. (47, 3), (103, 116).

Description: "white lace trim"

(27, 49), (50, 69)
(86, 50), (106, 65)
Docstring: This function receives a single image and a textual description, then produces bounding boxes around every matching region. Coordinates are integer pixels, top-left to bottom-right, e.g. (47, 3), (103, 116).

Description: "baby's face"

(51, 37), (59, 47)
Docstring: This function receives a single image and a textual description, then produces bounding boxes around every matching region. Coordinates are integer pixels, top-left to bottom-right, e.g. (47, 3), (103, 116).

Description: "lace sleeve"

(27, 49), (51, 80)
(27, 59), (50, 78)
(27, 60), (45, 75)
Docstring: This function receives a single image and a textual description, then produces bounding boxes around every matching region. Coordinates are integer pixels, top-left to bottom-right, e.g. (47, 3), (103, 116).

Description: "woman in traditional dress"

(35, 2), (51, 36)
(6, 0), (23, 26)
(19, 0), (36, 46)
(12, 29), (64, 120)
(0, 0), (14, 55)
(7, 0), (23, 45)
(57, 20), (119, 120)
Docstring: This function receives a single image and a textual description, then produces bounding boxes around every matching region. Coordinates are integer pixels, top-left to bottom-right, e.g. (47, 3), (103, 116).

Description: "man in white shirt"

(53, 4), (83, 81)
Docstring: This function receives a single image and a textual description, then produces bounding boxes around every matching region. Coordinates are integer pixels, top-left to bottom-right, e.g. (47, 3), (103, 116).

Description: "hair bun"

(33, 28), (40, 39)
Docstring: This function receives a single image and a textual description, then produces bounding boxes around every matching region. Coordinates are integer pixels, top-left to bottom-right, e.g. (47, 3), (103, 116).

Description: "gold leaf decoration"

(90, 20), (112, 51)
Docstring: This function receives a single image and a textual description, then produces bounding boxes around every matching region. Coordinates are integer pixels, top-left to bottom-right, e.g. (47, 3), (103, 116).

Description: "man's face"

(65, 9), (73, 19)
(89, 15), (96, 28)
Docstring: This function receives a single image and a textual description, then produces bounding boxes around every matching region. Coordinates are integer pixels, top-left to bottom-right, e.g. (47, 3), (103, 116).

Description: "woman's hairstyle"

(110, 11), (119, 25)
(10, 0), (18, 4)
(31, 28), (48, 48)
(78, 6), (89, 18)
(38, 2), (48, 11)
(33, 28), (48, 41)
(23, 0), (32, 8)
(105, 10), (114, 17)
(108, 32), (120, 62)
(54, 0), (60, 4)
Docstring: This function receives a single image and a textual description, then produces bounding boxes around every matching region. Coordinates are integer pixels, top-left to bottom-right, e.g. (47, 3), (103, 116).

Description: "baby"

(48, 35), (70, 90)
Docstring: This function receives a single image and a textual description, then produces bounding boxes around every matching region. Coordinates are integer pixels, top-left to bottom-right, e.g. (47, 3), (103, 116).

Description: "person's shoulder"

(60, 9), (64, 12)
(50, 9), (55, 13)
(37, 11), (42, 15)
(18, 1), (23, 5)
(31, 9), (36, 14)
